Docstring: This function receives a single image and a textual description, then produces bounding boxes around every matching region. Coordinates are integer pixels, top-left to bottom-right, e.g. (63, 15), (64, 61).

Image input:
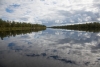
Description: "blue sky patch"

(6, 8), (14, 13)
(5, 4), (20, 13)
(11, 4), (20, 8)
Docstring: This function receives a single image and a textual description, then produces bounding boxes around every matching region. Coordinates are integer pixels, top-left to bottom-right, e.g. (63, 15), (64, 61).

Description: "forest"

(0, 18), (46, 31)
(50, 22), (100, 32)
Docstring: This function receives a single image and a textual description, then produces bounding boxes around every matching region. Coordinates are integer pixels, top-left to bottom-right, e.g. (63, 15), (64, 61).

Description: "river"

(0, 28), (100, 67)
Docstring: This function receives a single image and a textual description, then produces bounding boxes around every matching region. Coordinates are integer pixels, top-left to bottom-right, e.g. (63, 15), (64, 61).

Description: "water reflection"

(0, 29), (45, 40)
(0, 28), (100, 67)
(50, 26), (100, 33)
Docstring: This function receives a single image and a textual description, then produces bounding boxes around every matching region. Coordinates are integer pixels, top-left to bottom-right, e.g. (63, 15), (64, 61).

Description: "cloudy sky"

(0, 0), (100, 26)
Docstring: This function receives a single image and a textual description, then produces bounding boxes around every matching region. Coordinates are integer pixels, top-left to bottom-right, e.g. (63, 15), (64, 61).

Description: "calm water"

(0, 28), (100, 67)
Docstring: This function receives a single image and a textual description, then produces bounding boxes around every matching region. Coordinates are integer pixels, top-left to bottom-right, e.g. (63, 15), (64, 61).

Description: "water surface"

(0, 28), (100, 67)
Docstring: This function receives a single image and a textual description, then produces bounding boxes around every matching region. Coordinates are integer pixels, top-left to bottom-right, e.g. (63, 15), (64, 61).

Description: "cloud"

(40, 0), (45, 1)
(0, 0), (100, 26)
(20, 17), (29, 21)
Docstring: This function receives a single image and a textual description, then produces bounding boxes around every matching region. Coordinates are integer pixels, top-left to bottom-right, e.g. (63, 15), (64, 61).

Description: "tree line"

(50, 22), (100, 33)
(0, 18), (46, 30)
(0, 18), (46, 40)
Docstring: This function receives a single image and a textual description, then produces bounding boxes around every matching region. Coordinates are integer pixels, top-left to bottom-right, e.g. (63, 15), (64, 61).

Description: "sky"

(0, 0), (100, 26)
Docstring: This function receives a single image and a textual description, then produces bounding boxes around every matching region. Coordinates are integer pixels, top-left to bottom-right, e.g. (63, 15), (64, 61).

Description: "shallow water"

(0, 28), (100, 67)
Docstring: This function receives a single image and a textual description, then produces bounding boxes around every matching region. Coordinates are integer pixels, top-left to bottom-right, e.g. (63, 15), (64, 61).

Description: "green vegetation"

(50, 22), (100, 32)
(0, 18), (46, 31)
(0, 19), (46, 40)
(0, 18), (46, 40)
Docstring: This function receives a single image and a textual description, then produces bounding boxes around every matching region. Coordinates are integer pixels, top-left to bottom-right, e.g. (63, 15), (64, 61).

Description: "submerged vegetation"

(0, 18), (46, 31)
(50, 22), (100, 32)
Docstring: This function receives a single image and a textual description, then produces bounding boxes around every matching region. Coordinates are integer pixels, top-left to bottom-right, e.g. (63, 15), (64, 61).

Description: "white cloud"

(0, 0), (100, 26)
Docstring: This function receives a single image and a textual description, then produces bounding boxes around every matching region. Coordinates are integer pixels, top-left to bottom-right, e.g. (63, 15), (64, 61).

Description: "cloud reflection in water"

(0, 29), (100, 67)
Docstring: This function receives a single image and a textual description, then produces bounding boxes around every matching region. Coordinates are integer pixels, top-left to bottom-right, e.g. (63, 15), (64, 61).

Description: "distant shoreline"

(49, 22), (100, 33)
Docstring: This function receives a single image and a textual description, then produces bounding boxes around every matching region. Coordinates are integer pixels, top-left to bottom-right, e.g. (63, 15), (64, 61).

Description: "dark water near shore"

(0, 28), (100, 67)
